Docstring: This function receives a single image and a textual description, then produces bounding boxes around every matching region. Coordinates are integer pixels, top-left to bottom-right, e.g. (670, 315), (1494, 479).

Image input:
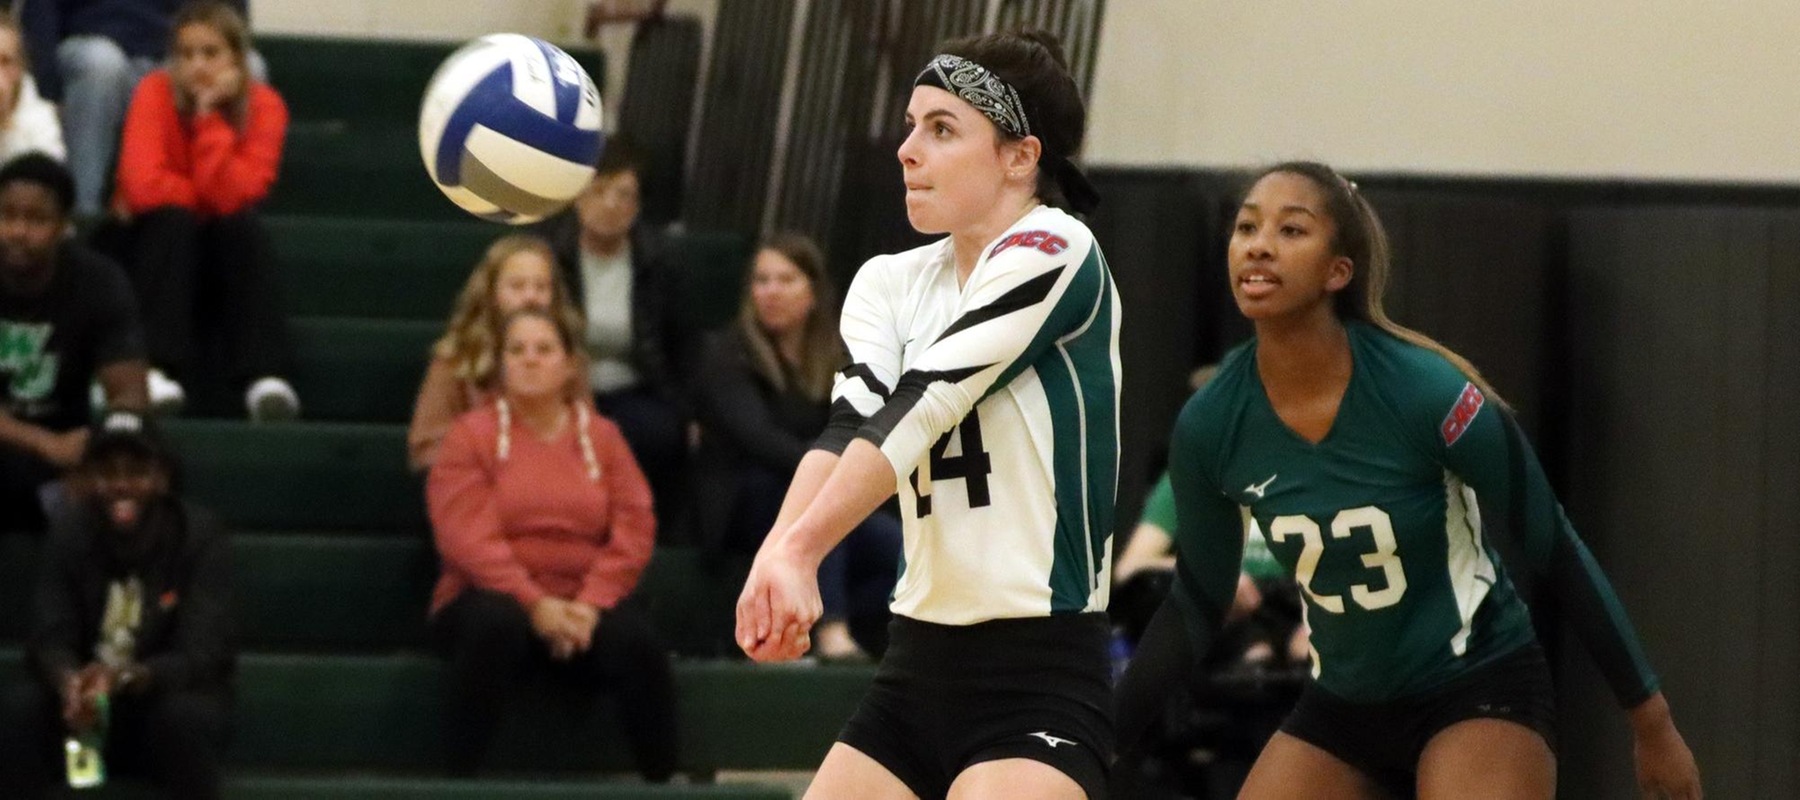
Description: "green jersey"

(1167, 322), (1658, 705)
(1140, 473), (1281, 581)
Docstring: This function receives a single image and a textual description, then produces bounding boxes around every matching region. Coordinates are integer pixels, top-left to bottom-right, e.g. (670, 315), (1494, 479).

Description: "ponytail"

(1259, 162), (1508, 408)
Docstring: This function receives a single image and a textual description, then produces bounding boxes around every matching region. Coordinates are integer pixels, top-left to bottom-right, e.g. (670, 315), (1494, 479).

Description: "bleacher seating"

(0, 35), (850, 797)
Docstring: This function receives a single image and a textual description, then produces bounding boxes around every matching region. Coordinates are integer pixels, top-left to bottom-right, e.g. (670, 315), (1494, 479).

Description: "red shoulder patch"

(988, 230), (1069, 259)
(1440, 382), (1485, 446)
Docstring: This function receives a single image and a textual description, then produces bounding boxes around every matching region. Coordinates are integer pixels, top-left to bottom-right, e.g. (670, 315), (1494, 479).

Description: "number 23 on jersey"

(1268, 506), (1408, 613)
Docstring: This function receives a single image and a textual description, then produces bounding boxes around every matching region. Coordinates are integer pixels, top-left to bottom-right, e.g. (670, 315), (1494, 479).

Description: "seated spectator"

(22, 0), (257, 215)
(0, 411), (235, 799)
(691, 234), (899, 661)
(409, 234), (588, 472)
(0, 154), (146, 535)
(427, 307), (677, 781)
(537, 137), (692, 528)
(108, 0), (294, 420)
(0, 16), (66, 164)
(1113, 471), (1306, 666)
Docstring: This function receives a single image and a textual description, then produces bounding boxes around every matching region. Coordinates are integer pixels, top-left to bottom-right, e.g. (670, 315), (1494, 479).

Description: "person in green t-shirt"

(1116, 162), (1702, 800)
(1114, 363), (1305, 668)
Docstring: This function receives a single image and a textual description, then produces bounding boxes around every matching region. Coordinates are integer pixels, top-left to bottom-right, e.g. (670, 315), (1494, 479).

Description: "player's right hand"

(1631, 693), (1702, 800)
(736, 545), (823, 662)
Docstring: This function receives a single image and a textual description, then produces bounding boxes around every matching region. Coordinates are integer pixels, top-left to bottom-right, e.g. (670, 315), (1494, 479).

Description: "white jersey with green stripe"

(817, 205), (1122, 626)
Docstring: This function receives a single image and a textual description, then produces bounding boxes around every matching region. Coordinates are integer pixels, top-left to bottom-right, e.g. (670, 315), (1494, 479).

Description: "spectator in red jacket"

(427, 306), (677, 781)
(108, 0), (294, 421)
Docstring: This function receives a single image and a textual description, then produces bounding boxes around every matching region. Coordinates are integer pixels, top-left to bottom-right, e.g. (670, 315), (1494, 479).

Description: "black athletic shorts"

(838, 613), (1114, 799)
(1278, 643), (1558, 798)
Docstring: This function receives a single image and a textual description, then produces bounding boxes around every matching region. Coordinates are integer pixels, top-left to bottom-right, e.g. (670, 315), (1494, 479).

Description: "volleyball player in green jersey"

(1116, 163), (1702, 799)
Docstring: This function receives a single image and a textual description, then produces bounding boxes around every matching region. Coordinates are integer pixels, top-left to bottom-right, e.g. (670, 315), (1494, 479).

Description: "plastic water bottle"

(64, 694), (107, 789)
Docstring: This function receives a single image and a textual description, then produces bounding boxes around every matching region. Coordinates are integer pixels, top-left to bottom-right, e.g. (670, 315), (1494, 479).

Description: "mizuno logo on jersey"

(1440, 382), (1485, 446)
(1028, 731), (1075, 748)
(1244, 474), (1278, 499)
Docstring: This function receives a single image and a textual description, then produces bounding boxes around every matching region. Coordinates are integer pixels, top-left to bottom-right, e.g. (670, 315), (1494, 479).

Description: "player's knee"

(948, 759), (1089, 800)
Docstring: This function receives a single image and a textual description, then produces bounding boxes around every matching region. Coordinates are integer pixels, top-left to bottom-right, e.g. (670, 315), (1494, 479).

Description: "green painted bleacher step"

(287, 318), (440, 423)
(260, 37), (605, 130)
(225, 776), (790, 799)
(0, 648), (869, 774)
(272, 128), (464, 220)
(48, 777), (790, 800)
(3, 533), (749, 658)
(258, 34), (602, 220)
(267, 217), (755, 327)
(268, 216), (492, 320)
(161, 420), (421, 530)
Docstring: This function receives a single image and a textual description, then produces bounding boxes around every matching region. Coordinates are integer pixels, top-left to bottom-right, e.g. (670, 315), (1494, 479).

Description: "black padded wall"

(1366, 191), (1560, 437)
(1082, 170), (1218, 540)
(1556, 207), (1800, 800)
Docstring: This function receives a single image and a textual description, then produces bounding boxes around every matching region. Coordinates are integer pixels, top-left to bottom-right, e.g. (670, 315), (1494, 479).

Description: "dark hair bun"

(1014, 29), (1071, 71)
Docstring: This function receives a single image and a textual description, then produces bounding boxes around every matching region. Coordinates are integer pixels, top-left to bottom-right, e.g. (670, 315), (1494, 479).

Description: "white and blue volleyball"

(419, 34), (605, 224)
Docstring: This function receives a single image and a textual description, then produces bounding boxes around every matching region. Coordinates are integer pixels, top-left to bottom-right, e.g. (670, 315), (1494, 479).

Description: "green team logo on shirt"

(0, 321), (57, 402)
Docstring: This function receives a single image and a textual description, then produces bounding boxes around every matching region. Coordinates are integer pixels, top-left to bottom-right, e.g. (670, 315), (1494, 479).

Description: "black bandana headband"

(913, 53), (1101, 214)
(916, 54), (1031, 138)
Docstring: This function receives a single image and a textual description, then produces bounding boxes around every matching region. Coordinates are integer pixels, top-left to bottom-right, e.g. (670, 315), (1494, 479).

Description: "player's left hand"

(735, 543), (823, 663)
(1631, 693), (1702, 799)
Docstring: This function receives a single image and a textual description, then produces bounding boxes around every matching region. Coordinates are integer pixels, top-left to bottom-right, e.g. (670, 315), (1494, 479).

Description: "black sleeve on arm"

(1114, 596), (1196, 759)
(1444, 398), (1661, 708)
(813, 364), (890, 456)
(1114, 400), (1244, 758)
(1499, 412), (1660, 707)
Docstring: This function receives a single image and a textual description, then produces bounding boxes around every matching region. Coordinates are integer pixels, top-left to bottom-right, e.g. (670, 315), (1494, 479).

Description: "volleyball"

(418, 33), (605, 224)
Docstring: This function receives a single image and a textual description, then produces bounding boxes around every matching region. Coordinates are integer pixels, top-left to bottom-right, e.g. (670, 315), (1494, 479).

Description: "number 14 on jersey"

(908, 414), (994, 518)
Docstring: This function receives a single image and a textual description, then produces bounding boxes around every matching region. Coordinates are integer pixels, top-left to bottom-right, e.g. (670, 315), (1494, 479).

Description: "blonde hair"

(169, 0), (253, 127)
(432, 234), (586, 393)
(735, 233), (842, 402)
(1253, 161), (1507, 407)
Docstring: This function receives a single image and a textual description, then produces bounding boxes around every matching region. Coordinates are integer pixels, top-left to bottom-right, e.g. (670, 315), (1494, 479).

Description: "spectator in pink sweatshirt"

(426, 306), (676, 781)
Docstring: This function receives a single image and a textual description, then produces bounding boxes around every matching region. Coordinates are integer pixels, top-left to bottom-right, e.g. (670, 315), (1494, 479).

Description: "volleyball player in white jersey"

(735, 30), (1121, 800)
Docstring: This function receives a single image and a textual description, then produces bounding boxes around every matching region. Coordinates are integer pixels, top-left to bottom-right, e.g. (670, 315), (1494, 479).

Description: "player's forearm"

(771, 439), (896, 567)
(1628, 691), (1674, 735)
(766, 449), (839, 542)
(97, 360), (149, 413)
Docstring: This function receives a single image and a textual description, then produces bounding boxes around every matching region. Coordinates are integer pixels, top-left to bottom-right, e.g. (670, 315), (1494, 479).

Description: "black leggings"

(116, 206), (291, 386)
(0, 680), (231, 799)
(429, 589), (679, 780)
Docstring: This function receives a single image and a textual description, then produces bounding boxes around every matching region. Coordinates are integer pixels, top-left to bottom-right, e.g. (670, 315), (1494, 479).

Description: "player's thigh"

(1238, 732), (1389, 800)
(804, 743), (919, 800)
(1416, 718), (1554, 800)
(947, 758), (1086, 800)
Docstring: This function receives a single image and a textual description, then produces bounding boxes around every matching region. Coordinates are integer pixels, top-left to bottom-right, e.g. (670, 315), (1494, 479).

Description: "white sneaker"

(245, 376), (300, 422)
(147, 369), (186, 415)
